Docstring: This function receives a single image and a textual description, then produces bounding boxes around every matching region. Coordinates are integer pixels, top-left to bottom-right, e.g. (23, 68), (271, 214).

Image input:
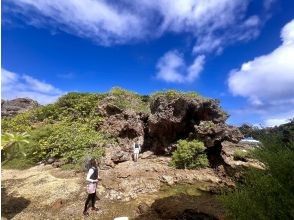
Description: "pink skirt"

(87, 182), (97, 194)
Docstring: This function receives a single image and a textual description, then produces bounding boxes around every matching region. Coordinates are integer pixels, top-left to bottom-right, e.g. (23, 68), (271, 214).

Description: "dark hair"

(89, 158), (97, 168)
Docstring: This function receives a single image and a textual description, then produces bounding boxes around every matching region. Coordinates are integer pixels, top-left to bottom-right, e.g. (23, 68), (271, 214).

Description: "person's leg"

(135, 153), (138, 162)
(91, 192), (96, 208)
(84, 194), (91, 214)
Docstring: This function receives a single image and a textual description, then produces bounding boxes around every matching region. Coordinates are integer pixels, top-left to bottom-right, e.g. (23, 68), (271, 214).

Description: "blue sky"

(2, 0), (294, 127)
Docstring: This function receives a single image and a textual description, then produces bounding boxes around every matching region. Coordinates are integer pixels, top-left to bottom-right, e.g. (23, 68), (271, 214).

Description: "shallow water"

(98, 182), (219, 220)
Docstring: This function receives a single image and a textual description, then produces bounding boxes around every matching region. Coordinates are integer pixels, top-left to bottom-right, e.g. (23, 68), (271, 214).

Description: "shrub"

(171, 139), (209, 169)
(220, 136), (294, 220)
(108, 87), (150, 113)
(233, 149), (249, 161)
(151, 90), (202, 101)
(1, 112), (34, 133)
(26, 121), (106, 163)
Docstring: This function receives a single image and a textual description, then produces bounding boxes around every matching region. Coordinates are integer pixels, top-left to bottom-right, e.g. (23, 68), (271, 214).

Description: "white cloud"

(4, 0), (265, 50)
(228, 19), (294, 126)
(229, 19), (294, 106)
(1, 68), (64, 104)
(156, 51), (205, 83)
(265, 118), (289, 127)
(4, 0), (272, 84)
(5, 0), (146, 45)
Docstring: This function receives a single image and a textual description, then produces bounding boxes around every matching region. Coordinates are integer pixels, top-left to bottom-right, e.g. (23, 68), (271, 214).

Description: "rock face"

(146, 95), (231, 153)
(96, 93), (243, 167)
(1, 98), (40, 117)
(194, 121), (243, 148)
(5, 93), (244, 171)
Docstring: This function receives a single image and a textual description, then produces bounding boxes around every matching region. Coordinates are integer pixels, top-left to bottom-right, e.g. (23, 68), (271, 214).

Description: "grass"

(2, 157), (35, 170)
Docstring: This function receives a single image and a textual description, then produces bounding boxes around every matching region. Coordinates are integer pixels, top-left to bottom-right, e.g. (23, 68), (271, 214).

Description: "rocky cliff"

(2, 89), (246, 171)
(93, 90), (243, 168)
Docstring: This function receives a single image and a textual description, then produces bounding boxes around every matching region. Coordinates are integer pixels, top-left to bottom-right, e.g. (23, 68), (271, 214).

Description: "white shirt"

(86, 167), (99, 183)
(133, 143), (141, 154)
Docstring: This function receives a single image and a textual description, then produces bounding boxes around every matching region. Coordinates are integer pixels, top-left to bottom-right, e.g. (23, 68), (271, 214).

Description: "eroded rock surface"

(1, 98), (40, 117)
(147, 95), (229, 154)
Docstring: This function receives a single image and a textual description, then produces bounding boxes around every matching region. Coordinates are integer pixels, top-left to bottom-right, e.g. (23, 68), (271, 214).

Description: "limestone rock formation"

(194, 121), (243, 147)
(96, 92), (243, 169)
(1, 98), (40, 117)
(146, 94), (230, 153)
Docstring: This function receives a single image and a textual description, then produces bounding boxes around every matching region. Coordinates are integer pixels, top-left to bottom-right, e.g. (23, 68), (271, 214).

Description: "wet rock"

(151, 194), (224, 219)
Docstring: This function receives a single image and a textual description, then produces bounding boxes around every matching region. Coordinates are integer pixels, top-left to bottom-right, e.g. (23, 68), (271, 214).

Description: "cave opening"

(143, 106), (203, 155)
(205, 140), (225, 168)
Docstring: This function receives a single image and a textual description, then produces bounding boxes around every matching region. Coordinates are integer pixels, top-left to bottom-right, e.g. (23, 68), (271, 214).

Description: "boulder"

(140, 151), (154, 159)
(137, 202), (149, 215)
(1, 98), (40, 117)
(111, 151), (130, 164)
(160, 175), (174, 186)
(147, 95), (229, 153)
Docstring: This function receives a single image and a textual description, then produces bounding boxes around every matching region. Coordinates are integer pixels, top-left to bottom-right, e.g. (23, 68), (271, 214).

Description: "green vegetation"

(27, 122), (106, 163)
(239, 119), (294, 150)
(1, 132), (30, 160)
(1, 88), (207, 169)
(220, 122), (294, 220)
(1, 92), (111, 168)
(151, 89), (202, 101)
(171, 139), (209, 169)
(108, 87), (150, 113)
(2, 157), (35, 170)
(233, 149), (250, 161)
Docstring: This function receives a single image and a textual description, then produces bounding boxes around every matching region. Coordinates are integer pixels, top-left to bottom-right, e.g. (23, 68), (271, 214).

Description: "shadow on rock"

(135, 193), (225, 220)
(1, 187), (31, 219)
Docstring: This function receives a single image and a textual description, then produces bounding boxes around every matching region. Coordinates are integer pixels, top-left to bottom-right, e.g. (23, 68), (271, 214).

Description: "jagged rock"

(160, 175), (174, 186)
(147, 95), (229, 153)
(111, 151), (130, 163)
(221, 141), (264, 170)
(1, 98), (40, 117)
(97, 102), (123, 117)
(140, 151), (154, 159)
(97, 105), (144, 143)
(194, 121), (243, 147)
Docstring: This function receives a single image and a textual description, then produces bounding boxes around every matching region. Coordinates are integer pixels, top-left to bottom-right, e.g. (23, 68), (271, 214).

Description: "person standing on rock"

(83, 158), (100, 216)
(133, 140), (141, 162)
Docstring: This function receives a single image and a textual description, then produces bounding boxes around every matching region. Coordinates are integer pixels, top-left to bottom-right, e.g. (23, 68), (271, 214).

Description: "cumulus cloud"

(156, 51), (205, 83)
(228, 19), (294, 125)
(229, 19), (294, 105)
(1, 68), (64, 104)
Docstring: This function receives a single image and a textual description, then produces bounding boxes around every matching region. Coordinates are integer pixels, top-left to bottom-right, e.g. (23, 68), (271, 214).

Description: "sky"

(2, 0), (294, 127)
